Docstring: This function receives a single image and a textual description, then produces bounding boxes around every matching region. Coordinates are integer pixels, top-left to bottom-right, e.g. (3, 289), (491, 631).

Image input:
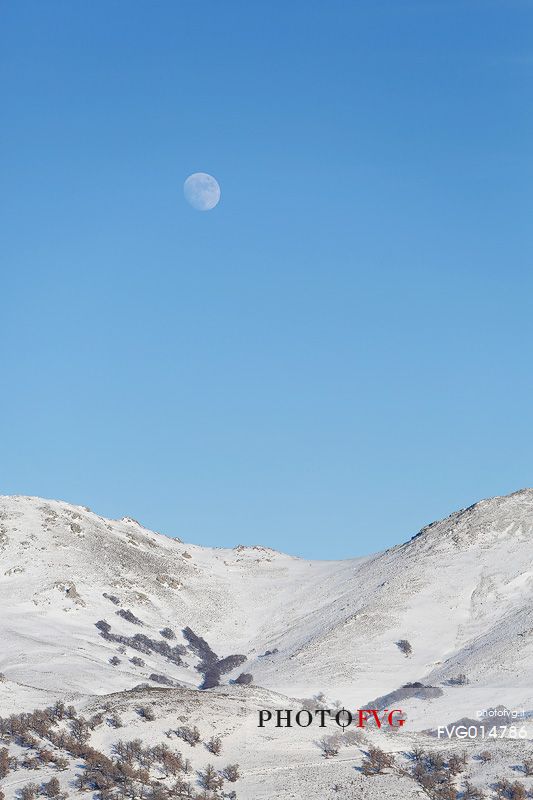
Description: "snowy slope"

(1, 490), (533, 721)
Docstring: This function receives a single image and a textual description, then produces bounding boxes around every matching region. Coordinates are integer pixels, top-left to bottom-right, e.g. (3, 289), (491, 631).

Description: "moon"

(183, 172), (221, 211)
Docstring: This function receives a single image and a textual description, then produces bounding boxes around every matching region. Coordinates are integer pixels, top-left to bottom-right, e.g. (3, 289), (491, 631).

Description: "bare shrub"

(96, 620), (112, 635)
(149, 673), (174, 686)
(70, 716), (91, 744)
(19, 784), (40, 800)
(214, 654), (247, 672)
(182, 626), (245, 689)
(116, 608), (143, 625)
(463, 779), (485, 799)
(130, 656), (145, 667)
(160, 628), (175, 640)
(396, 639), (412, 657)
(170, 778), (192, 797)
(493, 778), (511, 799)
(259, 648), (278, 657)
(197, 763), (223, 791)
(0, 748), (10, 779)
(426, 750), (445, 771)
(206, 736), (222, 755)
(234, 672), (253, 686)
(138, 706), (156, 722)
(182, 627), (217, 664)
(200, 669), (221, 690)
(109, 656), (121, 666)
(159, 750), (186, 778)
(510, 782), (527, 800)
(522, 756), (533, 776)
(201, 653), (247, 690)
(410, 746), (425, 762)
(42, 777), (61, 798)
(221, 763), (240, 782)
(448, 753), (465, 775)
(51, 701), (66, 720)
(177, 725), (201, 747)
(95, 622), (185, 666)
(494, 778), (529, 800)
(361, 746), (395, 775)
(447, 673), (469, 685)
(317, 735), (340, 758)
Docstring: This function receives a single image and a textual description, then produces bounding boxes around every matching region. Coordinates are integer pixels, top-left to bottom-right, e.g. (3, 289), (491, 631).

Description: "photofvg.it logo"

(258, 708), (405, 730)
(478, 707), (526, 720)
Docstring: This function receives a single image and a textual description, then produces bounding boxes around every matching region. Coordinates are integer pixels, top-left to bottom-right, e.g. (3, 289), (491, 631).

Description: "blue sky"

(1, 1), (532, 558)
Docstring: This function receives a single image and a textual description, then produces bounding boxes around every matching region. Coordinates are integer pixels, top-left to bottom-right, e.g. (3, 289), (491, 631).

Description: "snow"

(1, 489), (533, 797)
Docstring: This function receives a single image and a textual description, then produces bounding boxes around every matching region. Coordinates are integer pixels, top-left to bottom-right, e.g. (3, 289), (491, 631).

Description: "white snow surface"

(1, 490), (533, 798)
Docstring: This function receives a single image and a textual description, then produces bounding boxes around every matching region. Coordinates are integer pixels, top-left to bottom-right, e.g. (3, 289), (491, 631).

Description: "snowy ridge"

(2, 491), (533, 799)
(1, 491), (533, 711)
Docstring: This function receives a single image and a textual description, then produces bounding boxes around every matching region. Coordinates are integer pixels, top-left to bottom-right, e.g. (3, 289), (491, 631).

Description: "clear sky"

(1, 1), (532, 559)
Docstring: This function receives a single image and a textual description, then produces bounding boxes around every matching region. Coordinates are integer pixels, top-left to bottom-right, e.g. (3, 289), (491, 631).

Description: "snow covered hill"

(1, 490), (533, 799)
(1, 490), (533, 710)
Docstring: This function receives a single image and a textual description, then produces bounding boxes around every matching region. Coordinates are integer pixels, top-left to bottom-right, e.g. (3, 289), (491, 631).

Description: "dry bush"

(206, 736), (222, 755)
(42, 777), (61, 798)
(96, 620), (112, 635)
(396, 639), (412, 657)
(234, 672), (253, 686)
(116, 608), (143, 625)
(96, 622), (185, 665)
(410, 746), (425, 762)
(522, 756), (533, 776)
(447, 673), (469, 686)
(177, 725), (201, 747)
(149, 673), (174, 686)
(426, 751), (446, 771)
(361, 746), (395, 776)
(447, 753), (465, 775)
(462, 778), (485, 799)
(108, 712), (123, 728)
(510, 781), (527, 800)
(197, 763), (223, 791)
(494, 778), (510, 798)
(318, 735), (340, 758)
(170, 777), (192, 797)
(19, 783), (40, 800)
(221, 763), (240, 782)
(0, 747), (10, 779)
